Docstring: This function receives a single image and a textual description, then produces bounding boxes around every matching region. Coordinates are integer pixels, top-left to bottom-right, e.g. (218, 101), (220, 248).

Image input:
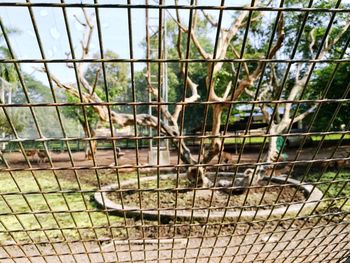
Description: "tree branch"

(244, 88), (255, 98)
(258, 85), (273, 122)
(49, 67), (196, 165)
(91, 67), (100, 96)
(172, 76), (200, 123)
(292, 104), (317, 124)
(223, 81), (232, 100)
(297, 18), (349, 88)
(167, 10), (210, 59)
(309, 28), (317, 54)
(201, 10), (218, 27)
(144, 75), (178, 128)
(327, 18), (350, 51)
(230, 12), (285, 102)
(229, 42), (250, 76)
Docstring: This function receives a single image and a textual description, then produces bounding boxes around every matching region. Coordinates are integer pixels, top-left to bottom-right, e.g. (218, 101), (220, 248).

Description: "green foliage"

(0, 26), (22, 136)
(62, 50), (129, 134)
(12, 74), (54, 103)
(0, 111), (23, 134)
(0, 26), (18, 85)
(166, 18), (212, 131)
(63, 93), (99, 132)
(84, 50), (129, 101)
(283, 0), (349, 60)
(308, 63), (350, 131)
(306, 170), (350, 212)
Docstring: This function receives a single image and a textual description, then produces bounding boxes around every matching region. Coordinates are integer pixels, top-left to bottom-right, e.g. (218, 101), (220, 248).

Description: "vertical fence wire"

(0, 1), (349, 262)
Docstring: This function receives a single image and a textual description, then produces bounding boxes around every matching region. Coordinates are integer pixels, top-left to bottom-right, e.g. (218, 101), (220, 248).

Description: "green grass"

(223, 137), (266, 144)
(1, 169), (349, 243)
(0, 171), (125, 243)
(311, 133), (350, 141)
(5, 133), (349, 153)
(305, 171), (350, 212)
(222, 133), (350, 145)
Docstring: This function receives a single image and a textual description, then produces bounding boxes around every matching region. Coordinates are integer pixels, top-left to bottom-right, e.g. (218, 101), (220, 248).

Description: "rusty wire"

(0, 0), (350, 262)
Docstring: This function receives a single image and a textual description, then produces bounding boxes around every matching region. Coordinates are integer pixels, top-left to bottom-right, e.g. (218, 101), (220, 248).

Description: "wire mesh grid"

(0, 0), (349, 262)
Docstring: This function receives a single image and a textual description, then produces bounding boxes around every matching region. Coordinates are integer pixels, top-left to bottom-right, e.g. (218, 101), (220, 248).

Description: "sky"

(0, 0), (349, 85)
(0, 0), (251, 85)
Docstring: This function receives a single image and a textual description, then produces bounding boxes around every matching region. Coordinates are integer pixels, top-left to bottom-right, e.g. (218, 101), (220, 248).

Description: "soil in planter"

(108, 178), (305, 212)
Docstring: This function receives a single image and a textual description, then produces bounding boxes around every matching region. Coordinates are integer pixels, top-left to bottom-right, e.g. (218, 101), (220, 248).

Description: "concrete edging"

(94, 173), (323, 222)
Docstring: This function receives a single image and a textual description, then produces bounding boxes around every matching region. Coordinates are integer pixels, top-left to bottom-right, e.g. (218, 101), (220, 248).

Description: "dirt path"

(1, 146), (349, 262)
(2, 145), (349, 171)
(1, 222), (349, 262)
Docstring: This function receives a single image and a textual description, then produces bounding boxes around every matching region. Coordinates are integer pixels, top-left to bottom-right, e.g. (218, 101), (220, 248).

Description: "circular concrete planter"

(94, 173), (323, 222)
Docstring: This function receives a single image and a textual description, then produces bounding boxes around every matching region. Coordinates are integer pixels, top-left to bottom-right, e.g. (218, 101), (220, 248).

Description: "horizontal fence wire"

(0, 0), (349, 262)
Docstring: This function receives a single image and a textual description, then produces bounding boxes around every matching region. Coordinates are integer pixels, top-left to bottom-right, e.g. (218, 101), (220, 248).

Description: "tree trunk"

(266, 123), (279, 164)
(79, 119), (97, 160)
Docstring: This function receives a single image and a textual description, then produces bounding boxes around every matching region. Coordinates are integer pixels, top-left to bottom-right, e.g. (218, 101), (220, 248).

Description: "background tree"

(308, 63), (350, 132)
(0, 26), (23, 137)
(44, 2), (350, 189)
(62, 50), (130, 139)
(44, 3), (290, 187)
(242, 0), (350, 164)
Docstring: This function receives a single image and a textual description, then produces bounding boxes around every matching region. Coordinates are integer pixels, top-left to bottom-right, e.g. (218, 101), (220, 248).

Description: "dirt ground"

(2, 144), (349, 171)
(110, 180), (305, 211)
(1, 145), (349, 262)
(0, 222), (349, 262)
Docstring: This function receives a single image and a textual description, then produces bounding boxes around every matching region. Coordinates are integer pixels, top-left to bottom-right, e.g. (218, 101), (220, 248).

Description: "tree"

(164, 19), (212, 132)
(242, 0), (350, 165)
(62, 50), (129, 137)
(0, 27), (23, 137)
(43, 4), (288, 188)
(0, 26), (77, 140)
(308, 63), (350, 131)
(44, 2), (349, 190)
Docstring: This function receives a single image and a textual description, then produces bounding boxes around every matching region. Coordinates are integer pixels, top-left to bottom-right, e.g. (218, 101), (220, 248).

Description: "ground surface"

(0, 145), (349, 262)
(2, 144), (349, 171)
(109, 179), (305, 211)
(1, 223), (349, 262)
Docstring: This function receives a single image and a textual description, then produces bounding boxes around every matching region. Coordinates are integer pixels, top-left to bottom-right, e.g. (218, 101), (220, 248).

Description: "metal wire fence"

(0, 1), (349, 262)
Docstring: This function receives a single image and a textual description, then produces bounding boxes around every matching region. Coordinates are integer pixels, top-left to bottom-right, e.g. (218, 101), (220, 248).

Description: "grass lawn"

(305, 170), (350, 212)
(311, 133), (350, 141)
(0, 169), (349, 243)
(0, 171), (127, 243)
(223, 133), (350, 145)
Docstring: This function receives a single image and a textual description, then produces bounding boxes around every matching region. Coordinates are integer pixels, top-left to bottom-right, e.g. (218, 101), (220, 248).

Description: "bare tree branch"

(309, 28), (317, 54)
(244, 88), (255, 98)
(259, 84), (274, 123)
(223, 81), (232, 100)
(73, 14), (87, 27)
(172, 77), (200, 123)
(167, 10), (210, 59)
(201, 10), (218, 27)
(64, 52), (74, 69)
(327, 18), (350, 50)
(49, 66), (196, 165)
(229, 42), (250, 76)
(213, 9), (251, 74)
(230, 12), (285, 102)
(297, 18), (349, 88)
(171, 1), (201, 124)
(292, 104), (317, 124)
(91, 67), (100, 96)
(144, 75), (178, 128)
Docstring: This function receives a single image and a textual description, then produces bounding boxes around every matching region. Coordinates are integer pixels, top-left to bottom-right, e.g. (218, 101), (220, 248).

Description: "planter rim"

(94, 173), (323, 222)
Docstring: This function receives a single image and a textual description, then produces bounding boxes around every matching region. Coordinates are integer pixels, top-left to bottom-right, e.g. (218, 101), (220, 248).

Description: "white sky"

(0, 0), (348, 85)
(0, 0), (256, 85)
